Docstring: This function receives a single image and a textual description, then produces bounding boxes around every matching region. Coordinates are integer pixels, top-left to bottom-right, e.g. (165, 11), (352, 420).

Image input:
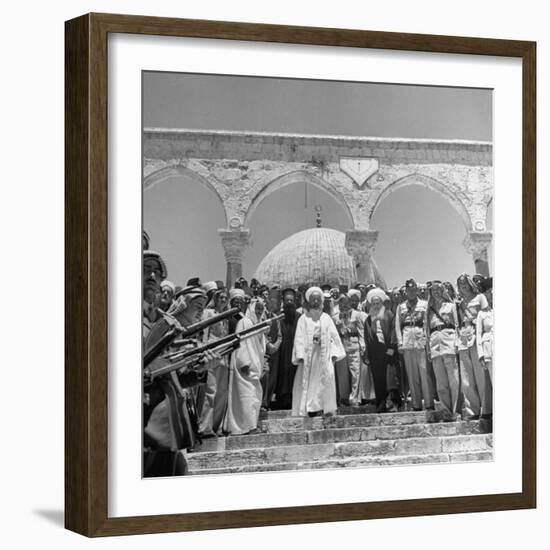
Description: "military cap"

(186, 277), (202, 287)
(175, 285), (207, 301)
(405, 278), (417, 289)
(143, 250), (167, 279)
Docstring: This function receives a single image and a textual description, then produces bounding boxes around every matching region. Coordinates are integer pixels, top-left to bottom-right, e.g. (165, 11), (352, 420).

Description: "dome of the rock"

(253, 227), (386, 288)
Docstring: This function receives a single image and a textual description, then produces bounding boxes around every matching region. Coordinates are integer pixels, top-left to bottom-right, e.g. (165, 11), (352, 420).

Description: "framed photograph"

(65, 13), (536, 537)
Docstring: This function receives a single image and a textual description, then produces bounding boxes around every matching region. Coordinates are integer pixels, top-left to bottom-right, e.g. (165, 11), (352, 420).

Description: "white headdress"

(366, 287), (389, 303)
(305, 286), (323, 302)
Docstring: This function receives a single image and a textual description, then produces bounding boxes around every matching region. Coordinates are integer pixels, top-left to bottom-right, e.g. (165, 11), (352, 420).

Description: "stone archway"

(368, 172), (493, 277)
(244, 169), (354, 227)
(143, 164), (229, 226)
(143, 128), (493, 283)
(369, 172), (473, 231)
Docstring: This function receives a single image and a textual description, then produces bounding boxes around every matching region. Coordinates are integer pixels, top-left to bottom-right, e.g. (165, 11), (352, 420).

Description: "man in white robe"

(291, 286), (346, 417)
(223, 291), (266, 435)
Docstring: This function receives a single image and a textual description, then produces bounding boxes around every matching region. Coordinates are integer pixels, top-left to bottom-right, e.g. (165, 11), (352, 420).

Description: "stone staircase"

(187, 405), (493, 476)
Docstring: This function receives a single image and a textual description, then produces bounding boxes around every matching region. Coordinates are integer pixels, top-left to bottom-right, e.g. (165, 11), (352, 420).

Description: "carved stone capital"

(218, 228), (251, 264)
(344, 230), (379, 261)
(463, 231), (493, 262)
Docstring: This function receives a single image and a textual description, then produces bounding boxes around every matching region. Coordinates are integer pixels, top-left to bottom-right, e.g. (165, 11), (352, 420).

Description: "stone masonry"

(144, 129), (494, 285)
(187, 406), (493, 475)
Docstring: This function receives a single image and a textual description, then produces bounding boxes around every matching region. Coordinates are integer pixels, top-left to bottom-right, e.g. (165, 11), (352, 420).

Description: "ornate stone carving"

(218, 228), (251, 264)
(463, 231), (493, 262)
(339, 158), (379, 188)
(345, 230), (379, 261)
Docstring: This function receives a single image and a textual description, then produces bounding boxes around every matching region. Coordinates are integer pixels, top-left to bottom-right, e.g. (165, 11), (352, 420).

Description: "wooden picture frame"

(65, 12), (536, 537)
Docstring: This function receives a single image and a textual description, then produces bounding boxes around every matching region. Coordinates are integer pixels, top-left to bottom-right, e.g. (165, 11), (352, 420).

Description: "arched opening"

(370, 184), (473, 288)
(371, 173), (472, 232)
(144, 165), (228, 225)
(143, 173), (226, 286)
(245, 171), (354, 226)
(244, 176), (353, 279)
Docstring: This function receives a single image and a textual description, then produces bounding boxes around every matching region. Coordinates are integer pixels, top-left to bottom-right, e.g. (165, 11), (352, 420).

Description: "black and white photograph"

(142, 72), (494, 478)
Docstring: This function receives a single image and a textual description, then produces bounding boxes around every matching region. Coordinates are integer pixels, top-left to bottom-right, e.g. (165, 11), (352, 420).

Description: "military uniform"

(427, 298), (460, 419)
(457, 291), (490, 418)
(332, 309), (365, 406)
(395, 292), (433, 410)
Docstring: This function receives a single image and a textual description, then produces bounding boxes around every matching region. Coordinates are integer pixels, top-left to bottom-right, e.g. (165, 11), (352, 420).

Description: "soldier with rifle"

(143, 279), (228, 477)
(196, 288), (233, 439)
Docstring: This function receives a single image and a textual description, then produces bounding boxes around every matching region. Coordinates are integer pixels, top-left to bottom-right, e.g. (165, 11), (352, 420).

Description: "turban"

(229, 288), (245, 301)
(202, 280), (218, 293)
(366, 287), (389, 304)
(160, 280), (175, 293)
(347, 289), (361, 299)
(305, 286), (323, 303)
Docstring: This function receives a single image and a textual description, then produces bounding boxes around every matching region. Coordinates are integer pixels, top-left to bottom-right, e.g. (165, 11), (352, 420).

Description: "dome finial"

(315, 205), (322, 228)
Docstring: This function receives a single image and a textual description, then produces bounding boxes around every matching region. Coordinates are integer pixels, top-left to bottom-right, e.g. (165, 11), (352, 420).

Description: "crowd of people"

(142, 233), (494, 477)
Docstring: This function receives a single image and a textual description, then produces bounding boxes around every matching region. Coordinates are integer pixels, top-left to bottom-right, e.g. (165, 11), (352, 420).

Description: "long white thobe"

(291, 312), (346, 416)
(223, 316), (265, 435)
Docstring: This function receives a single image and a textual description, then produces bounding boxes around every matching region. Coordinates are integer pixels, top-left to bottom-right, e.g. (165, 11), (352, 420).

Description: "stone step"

(259, 410), (451, 434)
(188, 449), (493, 476)
(187, 433), (492, 471)
(259, 401), (446, 420)
(194, 420), (482, 453)
(260, 404), (377, 419)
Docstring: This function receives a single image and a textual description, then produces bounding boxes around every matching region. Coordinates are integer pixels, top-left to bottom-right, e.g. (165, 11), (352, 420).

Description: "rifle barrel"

(143, 306), (239, 366)
(145, 313), (284, 381)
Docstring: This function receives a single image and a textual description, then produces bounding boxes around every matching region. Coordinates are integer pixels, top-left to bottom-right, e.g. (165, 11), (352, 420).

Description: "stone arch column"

(463, 231), (493, 276)
(218, 227), (251, 288)
(344, 229), (380, 284)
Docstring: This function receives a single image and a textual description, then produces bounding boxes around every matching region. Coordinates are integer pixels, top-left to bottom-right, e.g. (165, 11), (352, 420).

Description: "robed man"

(274, 288), (301, 410)
(291, 286), (345, 417)
(223, 290), (266, 435)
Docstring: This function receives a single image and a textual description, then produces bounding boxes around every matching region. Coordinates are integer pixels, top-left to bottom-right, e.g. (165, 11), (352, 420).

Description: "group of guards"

(142, 234), (494, 477)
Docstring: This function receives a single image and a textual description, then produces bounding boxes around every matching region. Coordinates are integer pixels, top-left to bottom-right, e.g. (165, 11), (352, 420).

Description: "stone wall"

(144, 128), (491, 166)
(144, 128), (493, 232)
